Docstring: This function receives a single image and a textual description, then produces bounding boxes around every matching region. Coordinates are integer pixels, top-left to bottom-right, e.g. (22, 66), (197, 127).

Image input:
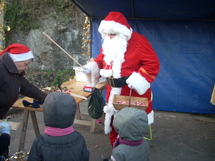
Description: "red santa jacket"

(94, 31), (160, 114)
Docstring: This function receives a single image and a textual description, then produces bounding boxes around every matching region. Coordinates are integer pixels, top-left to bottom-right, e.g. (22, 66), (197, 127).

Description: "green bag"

(88, 88), (106, 119)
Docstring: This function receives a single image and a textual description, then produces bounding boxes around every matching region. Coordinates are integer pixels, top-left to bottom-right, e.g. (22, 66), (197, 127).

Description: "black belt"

(106, 76), (130, 87)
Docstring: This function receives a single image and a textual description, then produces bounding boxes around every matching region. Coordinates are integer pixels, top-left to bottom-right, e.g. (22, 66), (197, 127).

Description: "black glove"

(33, 99), (44, 105)
(22, 100), (40, 108)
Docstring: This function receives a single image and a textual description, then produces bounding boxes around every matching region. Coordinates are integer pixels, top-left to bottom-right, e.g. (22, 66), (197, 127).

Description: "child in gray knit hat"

(28, 92), (89, 161)
(104, 107), (150, 161)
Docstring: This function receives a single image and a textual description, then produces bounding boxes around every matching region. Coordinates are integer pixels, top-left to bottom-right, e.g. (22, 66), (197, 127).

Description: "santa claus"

(83, 12), (160, 145)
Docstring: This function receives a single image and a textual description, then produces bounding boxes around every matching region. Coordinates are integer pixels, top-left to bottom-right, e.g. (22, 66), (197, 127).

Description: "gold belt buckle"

(107, 77), (115, 87)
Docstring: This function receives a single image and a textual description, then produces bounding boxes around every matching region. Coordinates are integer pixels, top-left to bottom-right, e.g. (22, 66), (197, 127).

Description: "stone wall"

(5, 2), (90, 71)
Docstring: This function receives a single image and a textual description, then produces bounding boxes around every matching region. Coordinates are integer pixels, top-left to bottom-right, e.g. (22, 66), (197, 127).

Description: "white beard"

(102, 34), (128, 65)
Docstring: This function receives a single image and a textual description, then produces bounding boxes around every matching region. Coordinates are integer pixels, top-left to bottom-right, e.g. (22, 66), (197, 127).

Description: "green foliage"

(52, 69), (75, 90)
(5, 0), (75, 32)
(52, 72), (63, 90)
(24, 22), (40, 30)
(4, 0), (20, 29)
(25, 68), (75, 89)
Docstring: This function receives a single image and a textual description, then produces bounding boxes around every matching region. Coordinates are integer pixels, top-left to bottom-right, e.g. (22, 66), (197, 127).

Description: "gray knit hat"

(43, 92), (77, 128)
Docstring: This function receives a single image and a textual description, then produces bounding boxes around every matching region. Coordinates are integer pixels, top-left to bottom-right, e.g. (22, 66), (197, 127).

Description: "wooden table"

(12, 79), (106, 151)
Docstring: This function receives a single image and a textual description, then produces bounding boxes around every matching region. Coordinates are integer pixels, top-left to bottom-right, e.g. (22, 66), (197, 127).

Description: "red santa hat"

(98, 12), (132, 40)
(0, 43), (34, 62)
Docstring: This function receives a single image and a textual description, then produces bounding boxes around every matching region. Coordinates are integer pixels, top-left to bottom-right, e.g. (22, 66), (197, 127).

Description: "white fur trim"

(147, 110), (154, 125)
(9, 51), (34, 62)
(98, 20), (132, 40)
(111, 156), (116, 161)
(104, 88), (122, 134)
(109, 88), (122, 105)
(84, 62), (100, 87)
(112, 60), (123, 78)
(126, 72), (150, 95)
(103, 104), (115, 134)
(100, 60), (123, 79)
(100, 69), (113, 77)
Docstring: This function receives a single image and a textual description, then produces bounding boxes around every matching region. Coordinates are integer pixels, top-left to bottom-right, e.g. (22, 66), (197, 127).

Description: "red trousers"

(108, 100), (152, 146)
(109, 116), (118, 146)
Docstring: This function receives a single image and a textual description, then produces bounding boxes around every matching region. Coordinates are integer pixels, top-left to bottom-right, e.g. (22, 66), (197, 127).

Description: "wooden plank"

(30, 111), (40, 136)
(69, 93), (87, 100)
(12, 80), (105, 110)
(12, 97), (43, 112)
(210, 85), (215, 105)
(74, 119), (92, 126)
(76, 104), (81, 120)
(79, 113), (89, 117)
(18, 110), (29, 151)
(90, 119), (96, 133)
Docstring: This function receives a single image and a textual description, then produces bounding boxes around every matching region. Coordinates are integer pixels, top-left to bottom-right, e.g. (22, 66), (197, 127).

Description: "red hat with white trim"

(0, 43), (34, 62)
(98, 12), (132, 40)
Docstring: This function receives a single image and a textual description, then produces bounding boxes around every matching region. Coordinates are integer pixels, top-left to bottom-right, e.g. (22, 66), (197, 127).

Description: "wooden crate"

(113, 95), (148, 111)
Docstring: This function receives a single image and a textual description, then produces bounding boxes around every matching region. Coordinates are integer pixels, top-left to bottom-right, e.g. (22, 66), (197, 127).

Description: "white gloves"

(83, 62), (94, 74)
(0, 121), (10, 135)
(82, 67), (91, 74)
(82, 62), (101, 87)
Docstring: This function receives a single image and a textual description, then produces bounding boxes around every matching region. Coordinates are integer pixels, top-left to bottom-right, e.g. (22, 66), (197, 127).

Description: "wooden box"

(113, 95), (148, 111)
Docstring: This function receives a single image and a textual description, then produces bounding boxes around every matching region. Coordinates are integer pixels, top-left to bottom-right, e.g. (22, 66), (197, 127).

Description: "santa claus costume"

(84, 12), (160, 145)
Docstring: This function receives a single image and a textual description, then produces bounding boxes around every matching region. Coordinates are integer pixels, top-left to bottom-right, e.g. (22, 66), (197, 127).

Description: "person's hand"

(82, 67), (91, 74)
(0, 121), (10, 135)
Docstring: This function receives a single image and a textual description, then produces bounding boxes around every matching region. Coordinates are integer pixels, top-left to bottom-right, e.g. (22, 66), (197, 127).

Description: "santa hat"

(0, 43), (34, 62)
(98, 12), (132, 40)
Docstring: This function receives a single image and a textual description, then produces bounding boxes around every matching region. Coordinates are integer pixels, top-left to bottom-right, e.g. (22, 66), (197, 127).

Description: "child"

(0, 121), (10, 160)
(106, 107), (150, 161)
(27, 92), (89, 161)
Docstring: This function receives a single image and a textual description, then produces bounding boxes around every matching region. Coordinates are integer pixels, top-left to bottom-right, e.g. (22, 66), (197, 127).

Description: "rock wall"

(5, 3), (90, 71)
